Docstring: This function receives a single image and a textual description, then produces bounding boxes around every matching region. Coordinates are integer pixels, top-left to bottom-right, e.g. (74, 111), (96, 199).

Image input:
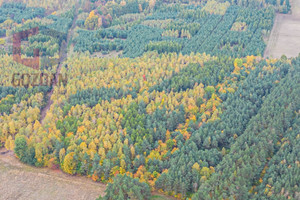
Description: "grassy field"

(264, 0), (300, 58)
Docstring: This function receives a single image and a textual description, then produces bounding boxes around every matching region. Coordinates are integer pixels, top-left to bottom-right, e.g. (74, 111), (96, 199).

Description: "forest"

(72, 2), (275, 58)
(0, 0), (299, 200)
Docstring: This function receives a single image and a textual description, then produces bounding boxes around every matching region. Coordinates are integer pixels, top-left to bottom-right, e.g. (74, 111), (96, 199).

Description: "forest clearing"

(264, 0), (300, 58)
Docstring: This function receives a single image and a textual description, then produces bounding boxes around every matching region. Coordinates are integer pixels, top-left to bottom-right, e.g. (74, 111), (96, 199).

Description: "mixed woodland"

(0, 0), (299, 200)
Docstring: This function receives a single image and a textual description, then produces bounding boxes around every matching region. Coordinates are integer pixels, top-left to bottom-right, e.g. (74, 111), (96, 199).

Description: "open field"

(264, 0), (300, 58)
(0, 148), (106, 200)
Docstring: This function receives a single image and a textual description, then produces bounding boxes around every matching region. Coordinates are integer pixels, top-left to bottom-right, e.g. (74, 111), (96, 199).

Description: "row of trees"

(145, 41), (182, 54)
(0, 2), (45, 24)
(182, 6), (274, 57)
(122, 25), (162, 57)
(3, 0), (78, 11)
(227, 0), (290, 13)
(194, 57), (300, 199)
(73, 3), (275, 58)
(73, 29), (125, 53)
(254, 115), (300, 199)
(99, 174), (151, 200)
(0, 3), (74, 57)
(156, 57), (291, 197)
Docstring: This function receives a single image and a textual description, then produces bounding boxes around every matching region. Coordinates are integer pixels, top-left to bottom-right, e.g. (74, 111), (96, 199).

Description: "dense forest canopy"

(0, 0), (299, 200)
(71, 1), (275, 58)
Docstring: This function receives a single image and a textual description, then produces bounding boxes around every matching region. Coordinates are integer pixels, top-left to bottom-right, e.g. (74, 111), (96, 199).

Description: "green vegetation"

(0, 3), (45, 24)
(72, 2), (274, 58)
(0, 0), (298, 200)
(99, 174), (152, 200)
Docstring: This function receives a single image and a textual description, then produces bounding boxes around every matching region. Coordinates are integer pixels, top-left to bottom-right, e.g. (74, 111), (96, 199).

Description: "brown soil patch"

(264, 0), (300, 58)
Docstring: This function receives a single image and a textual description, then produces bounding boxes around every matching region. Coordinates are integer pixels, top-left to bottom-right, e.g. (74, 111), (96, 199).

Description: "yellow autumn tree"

(63, 152), (76, 175)
(85, 10), (99, 30)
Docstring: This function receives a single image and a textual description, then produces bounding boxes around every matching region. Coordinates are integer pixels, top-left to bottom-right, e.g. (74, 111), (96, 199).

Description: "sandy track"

(264, 0), (300, 58)
(40, 3), (79, 123)
(0, 149), (106, 200)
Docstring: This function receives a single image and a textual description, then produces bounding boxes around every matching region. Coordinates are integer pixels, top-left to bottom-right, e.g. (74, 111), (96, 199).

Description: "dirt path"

(40, 5), (79, 123)
(0, 149), (106, 200)
(264, 0), (300, 58)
